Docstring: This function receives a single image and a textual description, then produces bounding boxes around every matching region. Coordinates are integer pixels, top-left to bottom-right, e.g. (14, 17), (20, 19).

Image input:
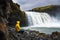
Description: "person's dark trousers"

(18, 29), (24, 34)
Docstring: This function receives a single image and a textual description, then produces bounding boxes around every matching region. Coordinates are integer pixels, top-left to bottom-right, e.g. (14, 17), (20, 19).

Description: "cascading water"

(22, 11), (60, 34)
(25, 11), (60, 27)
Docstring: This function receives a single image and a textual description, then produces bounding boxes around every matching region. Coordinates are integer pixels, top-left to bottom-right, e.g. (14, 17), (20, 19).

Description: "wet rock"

(7, 28), (60, 40)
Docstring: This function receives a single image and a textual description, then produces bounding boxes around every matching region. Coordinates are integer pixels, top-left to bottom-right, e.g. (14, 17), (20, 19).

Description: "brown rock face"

(0, 23), (9, 40)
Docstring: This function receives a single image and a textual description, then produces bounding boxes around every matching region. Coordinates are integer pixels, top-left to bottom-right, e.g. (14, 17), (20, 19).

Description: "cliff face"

(7, 0), (28, 27)
(0, 23), (9, 40)
(0, 0), (28, 40)
(7, 2), (28, 27)
(0, 0), (28, 27)
(30, 5), (60, 16)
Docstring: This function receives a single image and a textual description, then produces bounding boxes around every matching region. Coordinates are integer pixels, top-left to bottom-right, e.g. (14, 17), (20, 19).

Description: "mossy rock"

(30, 5), (60, 16)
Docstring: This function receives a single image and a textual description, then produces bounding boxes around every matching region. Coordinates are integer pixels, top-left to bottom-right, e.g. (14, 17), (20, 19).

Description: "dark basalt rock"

(8, 28), (60, 40)
(0, 0), (28, 40)
(0, 0), (28, 27)
(7, 1), (28, 27)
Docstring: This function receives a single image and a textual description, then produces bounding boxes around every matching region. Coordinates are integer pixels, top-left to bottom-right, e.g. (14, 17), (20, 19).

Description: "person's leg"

(18, 29), (24, 34)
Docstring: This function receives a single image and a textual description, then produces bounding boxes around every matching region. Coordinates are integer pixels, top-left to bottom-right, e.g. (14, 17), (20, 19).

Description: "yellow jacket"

(15, 21), (21, 32)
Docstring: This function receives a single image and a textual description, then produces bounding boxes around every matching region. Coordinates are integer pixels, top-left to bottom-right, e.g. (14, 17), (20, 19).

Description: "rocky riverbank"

(0, 25), (60, 40)
(8, 27), (60, 40)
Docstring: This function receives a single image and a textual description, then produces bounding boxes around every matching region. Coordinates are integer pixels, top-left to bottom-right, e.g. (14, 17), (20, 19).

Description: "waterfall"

(25, 11), (60, 27)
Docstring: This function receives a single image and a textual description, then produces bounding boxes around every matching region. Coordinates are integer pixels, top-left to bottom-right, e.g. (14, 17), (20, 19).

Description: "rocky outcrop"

(0, 0), (28, 27)
(0, 23), (60, 40)
(6, 0), (28, 27)
(8, 1), (28, 27)
(30, 5), (60, 16)
(8, 28), (60, 40)
(0, 23), (9, 40)
(0, 0), (28, 40)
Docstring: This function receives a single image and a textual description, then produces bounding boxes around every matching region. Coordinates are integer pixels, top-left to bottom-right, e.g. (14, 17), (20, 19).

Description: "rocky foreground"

(7, 27), (60, 40)
(0, 25), (60, 40)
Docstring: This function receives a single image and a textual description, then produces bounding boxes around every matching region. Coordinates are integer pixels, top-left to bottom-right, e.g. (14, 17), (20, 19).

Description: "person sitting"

(15, 21), (24, 34)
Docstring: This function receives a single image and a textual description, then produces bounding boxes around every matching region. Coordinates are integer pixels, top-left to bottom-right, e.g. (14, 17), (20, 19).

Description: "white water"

(25, 11), (60, 27)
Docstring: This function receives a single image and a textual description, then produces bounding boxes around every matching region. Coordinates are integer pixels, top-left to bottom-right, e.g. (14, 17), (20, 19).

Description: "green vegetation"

(31, 5), (60, 16)
(32, 5), (60, 12)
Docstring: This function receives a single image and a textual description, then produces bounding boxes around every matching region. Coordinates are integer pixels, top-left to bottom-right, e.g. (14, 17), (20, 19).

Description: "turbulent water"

(22, 27), (60, 34)
(22, 11), (60, 34)
(25, 11), (60, 27)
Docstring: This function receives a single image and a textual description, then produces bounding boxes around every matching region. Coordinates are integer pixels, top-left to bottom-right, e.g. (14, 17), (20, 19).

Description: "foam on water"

(25, 11), (60, 27)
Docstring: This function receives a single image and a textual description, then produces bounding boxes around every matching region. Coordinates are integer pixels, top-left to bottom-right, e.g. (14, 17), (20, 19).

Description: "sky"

(12, 0), (60, 10)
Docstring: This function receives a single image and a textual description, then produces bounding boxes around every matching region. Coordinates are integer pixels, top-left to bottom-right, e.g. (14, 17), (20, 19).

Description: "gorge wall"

(0, 0), (28, 40)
